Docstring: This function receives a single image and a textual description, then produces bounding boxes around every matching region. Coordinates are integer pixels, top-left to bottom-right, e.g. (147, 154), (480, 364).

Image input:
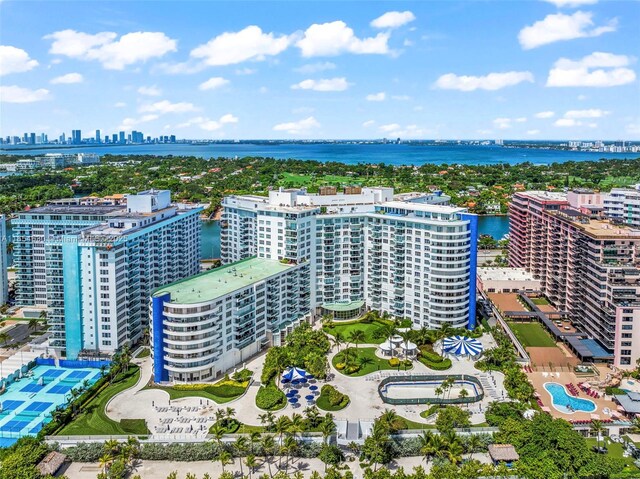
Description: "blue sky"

(1, 0), (639, 140)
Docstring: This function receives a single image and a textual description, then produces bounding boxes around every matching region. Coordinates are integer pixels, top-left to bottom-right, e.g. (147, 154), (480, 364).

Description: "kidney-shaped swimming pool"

(543, 382), (596, 414)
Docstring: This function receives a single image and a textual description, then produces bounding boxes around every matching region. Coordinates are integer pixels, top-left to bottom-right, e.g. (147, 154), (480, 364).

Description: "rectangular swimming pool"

(0, 365), (102, 447)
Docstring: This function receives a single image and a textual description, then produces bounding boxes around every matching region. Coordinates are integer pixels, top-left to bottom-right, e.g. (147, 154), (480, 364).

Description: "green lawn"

(323, 321), (387, 345)
(531, 297), (550, 305)
(332, 347), (413, 377)
(279, 172), (357, 187)
(586, 438), (639, 469)
(135, 348), (150, 358)
(316, 389), (350, 412)
(147, 379), (248, 404)
(58, 366), (149, 436)
(508, 321), (557, 348)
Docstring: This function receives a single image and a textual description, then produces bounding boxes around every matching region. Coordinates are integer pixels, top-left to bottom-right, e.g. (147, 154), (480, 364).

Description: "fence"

(36, 358), (112, 369)
(378, 374), (484, 405)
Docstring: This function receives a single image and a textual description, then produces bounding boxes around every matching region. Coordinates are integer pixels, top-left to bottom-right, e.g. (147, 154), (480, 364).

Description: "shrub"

(232, 369), (253, 383)
(345, 365), (360, 374)
(418, 355), (452, 371)
(402, 360), (412, 367)
(605, 387), (626, 396)
(318, 384), (349, 411)
(420, 350), (444, 363)
(255, 386), (286, 410)
(388, 357), (400, 367)
(335, 362), (346, 370)
(119, 419), (148, 434)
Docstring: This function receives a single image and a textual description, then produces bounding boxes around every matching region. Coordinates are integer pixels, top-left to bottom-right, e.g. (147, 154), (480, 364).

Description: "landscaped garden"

(58, 365), (149, 436)
(508, 321), (556, 348)
(531, 297), (550, 306)
(332, 347), (412, 376)
(316, 384), (350, 411)
(148, 369), (252, 404)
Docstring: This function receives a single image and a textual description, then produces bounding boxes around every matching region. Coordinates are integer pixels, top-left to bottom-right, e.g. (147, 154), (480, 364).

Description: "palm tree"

(28, 316), (40, 333)
(233, 436), (248, 476)
(258, 411), (275, 431)
(104, 439), (120, 457)
(261, 434), (276, 477)
(303, 406), (320, 428)
(379, 409), (403, 432)
(400, 330), (413, 360)
(225, 406), (236, 428)
(249, 431), (261, 455)
(347, 441), (360, 458)
(459, 388), (469, 407)
(330, 332), (344, 352)
(217, 450), (233, 473)
(418, 431), (435, 464)
(319, 419), (336, 445)
(348, 330), (365, 350)
(465, 434), (483, 460)
(434, 386), (444, 404)
(245, 454), (258, 479)
(591, 419), (604, 451)
(210, 423), (226, 453)
(273, 415), (291, 468)
(357, 355), (374, 371)
(283, 434), (298, 471)
(0, 331), (10, 347)
(446, 440), (464, 465)
(289, 412), (304, 441)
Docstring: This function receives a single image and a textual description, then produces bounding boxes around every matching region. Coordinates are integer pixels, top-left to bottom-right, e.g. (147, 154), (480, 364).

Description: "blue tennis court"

(2, 417), (33, 432)
(46, 384), (72, 395)
(0, 400), (25, 411)
(23, 402), (53, 415)
(42, 369), (65, 378)
(65, 370), (91, 380)
(20, 383), (45, 393)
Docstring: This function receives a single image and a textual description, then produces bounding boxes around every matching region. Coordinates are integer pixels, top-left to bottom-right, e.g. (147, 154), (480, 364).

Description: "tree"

(233, 436), (248, 476)
(217, 450), (233, 473)
(357, 355), (374, 371)
(319, 418), (336, 445)
(27, 316), (40, 333)
(330, 332), (344, 352)
(591, 419), (604, 452)
(459, 388), (469, 406)
(435, 406), (471, 433)
(318, 443), (344, 472)
(434, 386), (444, 404)
(418, 430), (436, 464)
(0, 331), (10, 347)
(378, 409), (404, 433)
(348, 330), (365, 350)
(245, 454), (258, 479)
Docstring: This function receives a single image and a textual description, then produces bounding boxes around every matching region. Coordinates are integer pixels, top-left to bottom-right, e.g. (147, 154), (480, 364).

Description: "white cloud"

(0, 85), (50, 103)
(114, 102), (127, 108)
(362, 120), (375, 128)
(137, 85), (162, 96)
(370, 11), (416, 29)
(118, 114), (159, 130)
(378, 123), (433, 138)
(235, 67), (256, 75)
(191, 26), (291, 66)
(291, 77), (350, 92)
(518, 11), (617, 50)
(44, 29), (177, 70)
(493, 118), (513, 129)
(156, 61), (206, 75)
(199, 77), (230, 91)
(546, 51), (636, 87)
(577, 94), (588, 100)
(434, 71), (534, 91)
(564, 108), (610, 118)
(625, 123), (640, 135)
(542, 0), (598, 7)
(527, 129), (541, 135)
(0, 45), (39, 75)
(50, 72), (83, 84)
(554, 118), (579, 127)
(219, 113), (238, 124)
(273, 116), (321, 135)
(296, 21), (390, 57)
(139, 100), (199, 114)
(366, 92), (386, 101)
(379, 123), (402, 132)
(176, 114), (239, 131)
(535, 111), (556, 118)
(293, 62), (336, 74)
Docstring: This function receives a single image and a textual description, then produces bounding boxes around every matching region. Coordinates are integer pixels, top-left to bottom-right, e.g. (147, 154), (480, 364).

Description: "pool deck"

(528, 370), (619, 421)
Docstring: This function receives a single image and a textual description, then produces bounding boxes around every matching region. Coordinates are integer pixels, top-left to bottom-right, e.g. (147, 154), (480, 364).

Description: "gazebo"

(400, 341), (418, 357)
(442, 335), (483, 358)
(379, 341), (395, 357)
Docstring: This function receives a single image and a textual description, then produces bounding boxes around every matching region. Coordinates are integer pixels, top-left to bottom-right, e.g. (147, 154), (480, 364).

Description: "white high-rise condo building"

(14, 190), (201, 359)
(0, 216), (7, 306)
(151, 187), (477, 382)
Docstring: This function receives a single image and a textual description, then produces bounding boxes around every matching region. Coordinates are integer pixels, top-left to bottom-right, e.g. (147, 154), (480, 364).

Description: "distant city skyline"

(1, 1), (639, 140)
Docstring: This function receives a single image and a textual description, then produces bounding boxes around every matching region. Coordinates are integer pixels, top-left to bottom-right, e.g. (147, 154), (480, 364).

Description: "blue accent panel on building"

(62, 240), (83, 359)
(460, 213), (478, 330)
(152, 293), (170, 382)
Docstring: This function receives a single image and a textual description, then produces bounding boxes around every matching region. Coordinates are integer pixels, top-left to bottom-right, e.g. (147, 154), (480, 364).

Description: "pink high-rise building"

(509, 191), (640, 368)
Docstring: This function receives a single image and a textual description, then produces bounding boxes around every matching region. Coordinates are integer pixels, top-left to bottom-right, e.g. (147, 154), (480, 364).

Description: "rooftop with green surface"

(152, 257), (295, 304)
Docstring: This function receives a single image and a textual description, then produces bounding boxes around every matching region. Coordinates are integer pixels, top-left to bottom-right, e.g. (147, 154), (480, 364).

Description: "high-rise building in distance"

(71, 129), (81, 145)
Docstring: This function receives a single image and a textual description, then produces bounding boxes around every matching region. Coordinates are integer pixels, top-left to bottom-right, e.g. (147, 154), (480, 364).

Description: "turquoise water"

(544, 382), (596, 414)
(477, 215), (509, 239)
(0, 365), (101, 446)
(1, 143), (633, 166)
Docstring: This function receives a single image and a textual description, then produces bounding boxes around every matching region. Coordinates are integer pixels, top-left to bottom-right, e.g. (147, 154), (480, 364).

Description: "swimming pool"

(0, 365), (102, 447)
(378, 374), (484, 405)
(543, 382), (596, 414)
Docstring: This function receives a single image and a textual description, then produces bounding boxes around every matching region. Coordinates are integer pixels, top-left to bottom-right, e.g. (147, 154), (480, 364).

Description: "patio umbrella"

(400, 341), (417, 351)
(298, 378), (308, 384)
(305, 395), (315, 401)
(379, 341), (394, 351)
(286, 390), (298, 397)
(309, 385), (318, 391)
(288, 397), (298, 404)
(282, 367), (308, 382)
(442, 335), (483, 356)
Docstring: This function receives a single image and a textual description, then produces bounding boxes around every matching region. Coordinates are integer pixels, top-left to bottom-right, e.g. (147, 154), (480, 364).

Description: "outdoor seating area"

(281, 367), (319, 408)
(378, 336), (418, 358)
(441, 335), (484, 358)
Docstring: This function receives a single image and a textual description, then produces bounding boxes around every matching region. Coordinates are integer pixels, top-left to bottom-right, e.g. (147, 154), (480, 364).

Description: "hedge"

(256, 385), (286, 410)
(317, 385), (349, 411)
(419, 356), (452, 371)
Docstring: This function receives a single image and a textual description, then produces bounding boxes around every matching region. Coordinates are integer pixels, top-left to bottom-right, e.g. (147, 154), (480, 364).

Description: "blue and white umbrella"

(442, 336), (483, 356)
(282, 367), (308, 382)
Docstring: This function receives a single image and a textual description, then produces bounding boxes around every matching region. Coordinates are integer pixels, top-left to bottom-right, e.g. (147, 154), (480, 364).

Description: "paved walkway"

(62, 454), (492, 479)
(107, 334), (506, 438)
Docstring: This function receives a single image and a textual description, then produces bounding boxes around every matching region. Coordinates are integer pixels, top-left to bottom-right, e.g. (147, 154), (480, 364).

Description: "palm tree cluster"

(97, 437), (140, 479)
(418, 429), (483, 466)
